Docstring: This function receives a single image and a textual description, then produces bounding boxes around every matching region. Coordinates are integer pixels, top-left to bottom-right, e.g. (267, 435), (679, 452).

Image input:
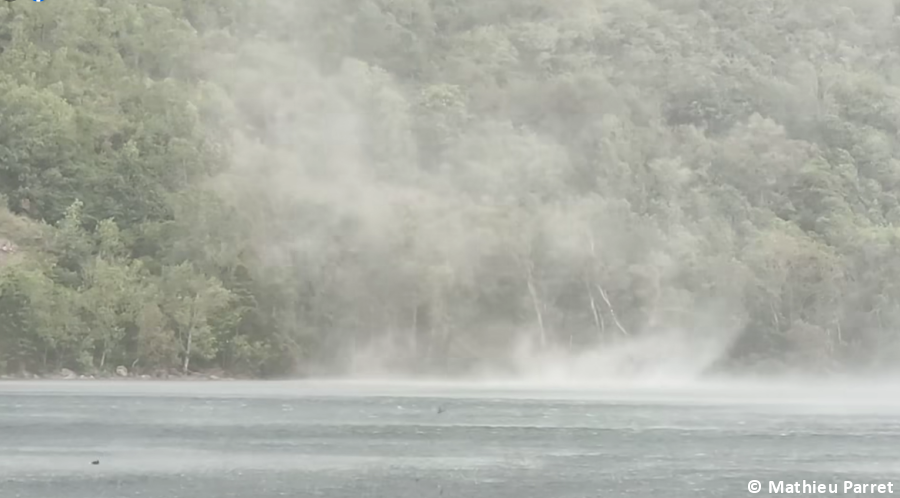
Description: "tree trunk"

(525, 266), (547, 348)
(771, 301), (780, 332)
(183, 298), (198, 375)
(584, 230), (626, 336)
(183, 327), (193, 375)
(585, 279), (605, 339)
(595, 282), (629, 336)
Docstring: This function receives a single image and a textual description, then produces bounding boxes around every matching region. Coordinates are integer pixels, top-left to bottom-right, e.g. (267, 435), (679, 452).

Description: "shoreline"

(0, 376), (242, 382)
(0, 370), (244, 382)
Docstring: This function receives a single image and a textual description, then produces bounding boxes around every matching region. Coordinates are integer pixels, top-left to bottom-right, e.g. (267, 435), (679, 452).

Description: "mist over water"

(4, 377), (898, 410)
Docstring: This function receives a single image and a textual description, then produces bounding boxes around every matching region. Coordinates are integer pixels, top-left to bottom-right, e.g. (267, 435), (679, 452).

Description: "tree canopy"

(2, 0), (900, 379)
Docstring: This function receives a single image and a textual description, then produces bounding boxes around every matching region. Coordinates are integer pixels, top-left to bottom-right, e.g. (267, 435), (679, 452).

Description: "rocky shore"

(0, 366), (236, 381)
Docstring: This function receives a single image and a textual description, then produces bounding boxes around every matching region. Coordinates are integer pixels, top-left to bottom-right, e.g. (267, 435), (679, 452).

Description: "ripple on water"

(0, 448), (542, 478)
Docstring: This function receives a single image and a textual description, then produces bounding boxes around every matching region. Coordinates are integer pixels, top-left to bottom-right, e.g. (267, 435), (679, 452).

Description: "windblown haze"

(1, 0), (899, 383)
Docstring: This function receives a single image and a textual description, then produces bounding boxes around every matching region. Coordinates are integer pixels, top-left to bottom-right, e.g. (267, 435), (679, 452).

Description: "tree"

(158, 262), (234, 374)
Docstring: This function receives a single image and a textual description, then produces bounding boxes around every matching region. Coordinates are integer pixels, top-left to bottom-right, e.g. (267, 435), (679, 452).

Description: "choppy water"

(2, 380), (900, 497)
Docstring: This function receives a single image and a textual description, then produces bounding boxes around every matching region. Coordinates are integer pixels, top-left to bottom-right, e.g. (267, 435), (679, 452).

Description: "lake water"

(1, 380), (899, 497)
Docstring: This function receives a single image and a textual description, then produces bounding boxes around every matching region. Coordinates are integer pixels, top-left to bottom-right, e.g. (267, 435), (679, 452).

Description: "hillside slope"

(2, 0), (900, 378)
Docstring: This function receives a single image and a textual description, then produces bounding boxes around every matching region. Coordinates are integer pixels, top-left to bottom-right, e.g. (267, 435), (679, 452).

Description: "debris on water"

(437, 405), (445, 414)
(91, 460), (99, 465)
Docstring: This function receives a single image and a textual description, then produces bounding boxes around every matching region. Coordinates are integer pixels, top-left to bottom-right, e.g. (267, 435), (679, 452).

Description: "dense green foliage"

(2, 0), (900, 378)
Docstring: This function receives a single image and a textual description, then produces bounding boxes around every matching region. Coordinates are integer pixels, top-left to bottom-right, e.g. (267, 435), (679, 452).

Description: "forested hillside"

(2, 0), (900, 379)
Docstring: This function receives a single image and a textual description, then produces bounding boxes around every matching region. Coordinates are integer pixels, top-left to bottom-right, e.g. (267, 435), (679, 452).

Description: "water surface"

(1, 380), (898, 497)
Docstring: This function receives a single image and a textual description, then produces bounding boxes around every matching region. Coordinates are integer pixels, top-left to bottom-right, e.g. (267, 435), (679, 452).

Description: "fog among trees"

(2, 0), (900, 380)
